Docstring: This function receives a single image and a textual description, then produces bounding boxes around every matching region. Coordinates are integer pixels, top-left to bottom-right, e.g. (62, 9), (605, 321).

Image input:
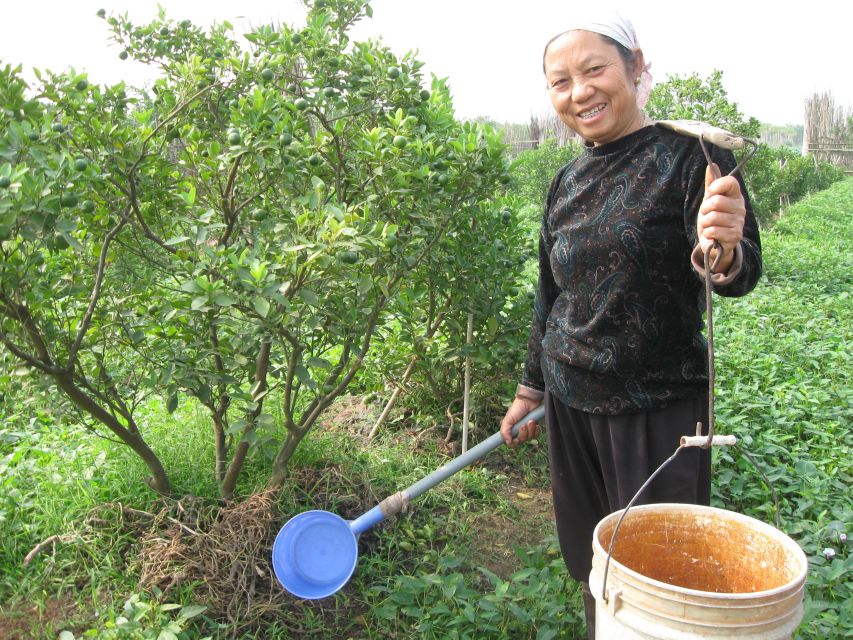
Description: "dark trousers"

(545, 389), (711, 583)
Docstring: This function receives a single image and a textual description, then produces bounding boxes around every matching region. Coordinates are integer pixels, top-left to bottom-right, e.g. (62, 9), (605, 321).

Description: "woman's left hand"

(697, 163), (745, 272)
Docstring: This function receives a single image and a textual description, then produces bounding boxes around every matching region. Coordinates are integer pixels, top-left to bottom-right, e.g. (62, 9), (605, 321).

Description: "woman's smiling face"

(544, 30), (645, 146)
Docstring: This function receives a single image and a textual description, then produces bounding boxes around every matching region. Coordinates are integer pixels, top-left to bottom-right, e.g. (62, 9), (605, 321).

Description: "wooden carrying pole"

(461, 312), (473, 453)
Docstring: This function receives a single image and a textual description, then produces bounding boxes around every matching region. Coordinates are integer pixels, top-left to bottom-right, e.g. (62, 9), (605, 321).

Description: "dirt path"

(465, 479), (556, 578)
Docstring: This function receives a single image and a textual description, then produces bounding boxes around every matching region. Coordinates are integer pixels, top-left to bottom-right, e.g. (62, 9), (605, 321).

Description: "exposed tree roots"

(82, 466), (382, 637)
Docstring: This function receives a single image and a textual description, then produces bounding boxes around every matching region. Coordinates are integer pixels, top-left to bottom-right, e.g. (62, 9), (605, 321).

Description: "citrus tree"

(0, 0), (511, 497)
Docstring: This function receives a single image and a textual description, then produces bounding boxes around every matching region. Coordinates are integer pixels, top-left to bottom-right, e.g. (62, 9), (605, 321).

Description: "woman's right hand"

(500, 397), (542, 447)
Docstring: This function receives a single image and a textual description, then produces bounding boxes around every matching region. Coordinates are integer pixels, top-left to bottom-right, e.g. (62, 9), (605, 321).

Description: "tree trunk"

(212, 410), (227, 485)
(267, 428), (308, 490)
(221, 340), (271, 499)
(55, 372), (171, 495)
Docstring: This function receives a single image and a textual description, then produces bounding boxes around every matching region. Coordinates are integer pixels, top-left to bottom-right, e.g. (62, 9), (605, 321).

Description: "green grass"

(1, 179), (852, 638)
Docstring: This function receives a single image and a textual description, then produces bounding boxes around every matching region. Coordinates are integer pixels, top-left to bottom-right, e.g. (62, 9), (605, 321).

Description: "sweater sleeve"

(519, 167), (566, 394)
(683, 141), (763, 297)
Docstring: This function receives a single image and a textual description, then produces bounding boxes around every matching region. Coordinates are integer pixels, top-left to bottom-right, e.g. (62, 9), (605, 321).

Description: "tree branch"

(67, 207), (132, 366)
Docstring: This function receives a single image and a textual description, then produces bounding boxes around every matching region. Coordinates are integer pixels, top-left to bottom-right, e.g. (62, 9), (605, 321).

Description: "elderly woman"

(500, 10), (762, 637)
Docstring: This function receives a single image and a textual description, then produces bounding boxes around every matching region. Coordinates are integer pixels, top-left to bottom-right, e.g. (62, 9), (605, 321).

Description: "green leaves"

(0, 3), (516, 502)
(707, 179), (853, 637)
(646, 69), (760, 139)
(369, 537), (582, 638)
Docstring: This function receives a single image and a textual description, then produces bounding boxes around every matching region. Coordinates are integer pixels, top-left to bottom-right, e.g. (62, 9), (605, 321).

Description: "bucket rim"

(592, 503), (808, 601)
(271, 509), (359, 600)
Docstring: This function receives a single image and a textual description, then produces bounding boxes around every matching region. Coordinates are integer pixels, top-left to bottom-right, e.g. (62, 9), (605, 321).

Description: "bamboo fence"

(804, 92), (853, 174)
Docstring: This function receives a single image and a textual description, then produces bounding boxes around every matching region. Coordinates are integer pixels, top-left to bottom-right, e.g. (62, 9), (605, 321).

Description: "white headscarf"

(550, 8), (653, 107)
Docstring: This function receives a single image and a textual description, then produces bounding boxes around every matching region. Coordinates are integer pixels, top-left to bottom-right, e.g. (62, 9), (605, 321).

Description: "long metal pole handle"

(350, 405), (545, 535)
(405, 405), (545, 501)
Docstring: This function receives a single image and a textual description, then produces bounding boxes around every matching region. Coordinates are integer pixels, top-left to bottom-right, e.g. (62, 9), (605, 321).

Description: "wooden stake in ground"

(461, 312), (473, 453)
(367, 356), (418, 440)
(366, 308), (448, 440)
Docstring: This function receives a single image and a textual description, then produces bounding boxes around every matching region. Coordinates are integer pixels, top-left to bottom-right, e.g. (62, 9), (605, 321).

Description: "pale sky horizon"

(2, 1), (851, 127)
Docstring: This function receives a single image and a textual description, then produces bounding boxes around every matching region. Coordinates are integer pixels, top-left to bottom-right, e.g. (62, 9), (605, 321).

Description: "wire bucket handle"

(601, 130), (766, 602)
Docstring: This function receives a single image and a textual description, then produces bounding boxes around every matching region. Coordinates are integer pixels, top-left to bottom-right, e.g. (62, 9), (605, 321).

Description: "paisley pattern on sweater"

(522, 125), (762, 415)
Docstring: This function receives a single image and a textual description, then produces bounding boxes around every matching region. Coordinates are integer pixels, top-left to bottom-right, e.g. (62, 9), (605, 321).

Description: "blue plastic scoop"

(272, 406), (545, 599)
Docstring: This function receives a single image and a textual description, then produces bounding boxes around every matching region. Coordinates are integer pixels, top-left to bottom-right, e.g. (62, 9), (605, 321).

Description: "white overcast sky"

(1, 0), (851, 126)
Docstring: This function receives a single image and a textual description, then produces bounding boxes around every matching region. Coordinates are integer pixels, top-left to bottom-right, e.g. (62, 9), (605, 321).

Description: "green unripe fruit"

(75, 79), (88, 91)
(0, 176), (10, 189)
(74, 158), (88, 171)
(159, 26), (169, 36)
(81, 200), (96, 213)
(294, 97), (310, 111)
(501, 209), (512, 223)
(261, 68), (274, 82)
(337, 250), (359, 264)
(392, 135), (407, 149)
(308, 154), (322, 167)
(59, 192), (79, 208)
(0, 225), (11, 241)
(228, 130), (242, 145)
(419, 89), (431, 101)
(387, 66), (400, 79)
(180, 19), (191, 28)
(279, 132), (293, 146)
(52, 123), (65, 133)
(323, 86), (336, 98)
(28, 131), (39, 141)
(119, 50), (129, 60)
(96, 8), (106, 17)
(437, 174), (449, 186)
(291, 33), (302, 44)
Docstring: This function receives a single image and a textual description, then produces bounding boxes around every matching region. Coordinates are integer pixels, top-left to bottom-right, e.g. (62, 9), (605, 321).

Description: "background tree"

(645, 69), (761, 138)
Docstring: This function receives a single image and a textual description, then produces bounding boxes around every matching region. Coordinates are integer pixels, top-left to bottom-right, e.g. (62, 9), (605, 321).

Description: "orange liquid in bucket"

(590, 504), (807, 640)
(597, 509), (801, 593)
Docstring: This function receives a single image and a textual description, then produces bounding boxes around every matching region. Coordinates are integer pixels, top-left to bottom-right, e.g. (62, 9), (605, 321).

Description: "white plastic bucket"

(589, 503), (807, 639)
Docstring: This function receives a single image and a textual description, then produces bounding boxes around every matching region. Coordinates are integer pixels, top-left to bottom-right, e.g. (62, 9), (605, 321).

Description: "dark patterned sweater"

(521, 124), (762, 415)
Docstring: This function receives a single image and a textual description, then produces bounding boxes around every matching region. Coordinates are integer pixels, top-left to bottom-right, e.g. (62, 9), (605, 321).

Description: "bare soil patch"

(0, 596), (80, 640)
(465, 479), (556, 579)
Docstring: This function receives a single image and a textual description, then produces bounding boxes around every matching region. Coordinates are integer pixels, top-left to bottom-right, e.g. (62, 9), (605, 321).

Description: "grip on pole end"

(680, 434), (737, 447)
